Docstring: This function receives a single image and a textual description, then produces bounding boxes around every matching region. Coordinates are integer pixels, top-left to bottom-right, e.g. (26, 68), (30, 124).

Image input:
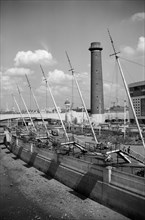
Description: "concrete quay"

(4, 136), (145, 220)
(0, 144), (130, 220)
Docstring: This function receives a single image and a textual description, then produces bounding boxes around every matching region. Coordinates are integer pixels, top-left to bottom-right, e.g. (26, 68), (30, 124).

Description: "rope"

(119, 56), (145, 67)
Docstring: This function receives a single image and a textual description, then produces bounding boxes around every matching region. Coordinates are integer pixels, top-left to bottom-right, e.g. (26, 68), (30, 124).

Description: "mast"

(124, 99), (127, 140)
(41, 68), (48, 113)
(40, 65), (69, 141)
(12, 93), (29, 132)
(29, 85), (32, 112)
(108, 29), (145, 151)
(17, 85), (36, 131)
(25, 74), (49, 137)
(65, 51), (98, 145)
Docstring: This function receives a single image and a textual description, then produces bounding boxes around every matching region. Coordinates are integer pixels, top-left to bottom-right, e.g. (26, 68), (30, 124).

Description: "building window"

(134, 86), (140, 91)
(141, 98), (145, 116)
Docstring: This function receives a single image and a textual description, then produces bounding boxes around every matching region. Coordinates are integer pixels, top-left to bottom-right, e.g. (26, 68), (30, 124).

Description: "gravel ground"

(0, 145), (130, 220)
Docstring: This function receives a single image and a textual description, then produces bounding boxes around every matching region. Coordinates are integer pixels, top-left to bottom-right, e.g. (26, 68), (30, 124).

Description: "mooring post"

(30, 143), (33, 153)
(103, 166), (112, 183)
(16, 138), (18, 146)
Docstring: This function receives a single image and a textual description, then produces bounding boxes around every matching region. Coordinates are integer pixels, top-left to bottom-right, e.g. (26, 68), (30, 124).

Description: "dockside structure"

(89, 42), (104, 115)
(129, 81), (145, 124)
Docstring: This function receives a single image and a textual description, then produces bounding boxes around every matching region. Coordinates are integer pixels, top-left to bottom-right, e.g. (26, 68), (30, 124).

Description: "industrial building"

(128, 81), (145, 124)
(89, 42), (105, 124)
(89, 42), (104, 115)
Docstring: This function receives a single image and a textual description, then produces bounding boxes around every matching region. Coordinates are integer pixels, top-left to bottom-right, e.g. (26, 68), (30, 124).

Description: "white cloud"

(51, 85), (70, 96)
(121, 12), (145, 25)
(103, 82), (126, 107)
(14, 50), (56, 66)
(36, 83), (70, 97)
(104, 82), (111, 91)
(36, 84), (45, 94)
(104, 82), (124, 94)
(77, 72), (89, 78)
(37, 69), (72, 96)
(47, 69), (72, 84)
(137, 36), (145, 52)
(120, 36), (145, 57)
(5, 67), (33, 76)
(131, 12), (145, 22)
(0, 72), (15, 90)
(0, 67), (31, 91)
(120, 46), (135, 57)
(76, 72), (90, 87)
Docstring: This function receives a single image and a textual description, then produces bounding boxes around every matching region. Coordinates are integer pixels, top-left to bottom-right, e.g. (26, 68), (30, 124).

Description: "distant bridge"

(0, 113), (66, 121)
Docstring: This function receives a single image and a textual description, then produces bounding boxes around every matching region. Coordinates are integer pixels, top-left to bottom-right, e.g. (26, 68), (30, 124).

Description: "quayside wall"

(6, 136), (145, 220)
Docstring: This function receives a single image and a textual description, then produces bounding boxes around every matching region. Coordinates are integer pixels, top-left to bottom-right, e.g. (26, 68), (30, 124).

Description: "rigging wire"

(115, 60), (119, 106)
(120, 60), (137, 83)
(71, 71), (74, 109)
(29, 87), (32, 111)
(107, 61), (117, 108)
(119, 56), (145, 67)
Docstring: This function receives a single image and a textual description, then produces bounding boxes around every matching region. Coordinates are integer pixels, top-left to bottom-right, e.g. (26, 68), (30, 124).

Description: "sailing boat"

(107, 30), (145, 161)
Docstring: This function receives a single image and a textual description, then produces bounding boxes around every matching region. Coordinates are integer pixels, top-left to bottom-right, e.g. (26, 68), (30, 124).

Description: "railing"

(73, 136), (85, 147)
(120, 145), (145, 164)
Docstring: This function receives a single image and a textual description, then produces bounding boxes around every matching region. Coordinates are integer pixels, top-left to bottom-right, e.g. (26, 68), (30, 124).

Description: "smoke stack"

(89, 42), (104, 115)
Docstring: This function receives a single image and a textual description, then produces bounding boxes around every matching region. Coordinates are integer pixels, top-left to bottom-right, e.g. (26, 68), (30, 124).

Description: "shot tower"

(89, 42), (104, 115)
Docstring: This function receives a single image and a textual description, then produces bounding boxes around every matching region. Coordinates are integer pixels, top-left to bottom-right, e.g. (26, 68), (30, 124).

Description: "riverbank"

(0, 145), (130, 220)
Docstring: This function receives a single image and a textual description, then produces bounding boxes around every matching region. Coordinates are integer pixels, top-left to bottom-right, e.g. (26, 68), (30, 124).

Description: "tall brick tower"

(89, 42), (104, 115)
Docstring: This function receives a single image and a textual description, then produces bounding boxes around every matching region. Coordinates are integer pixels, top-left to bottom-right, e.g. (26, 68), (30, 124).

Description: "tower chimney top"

(89, 42), (103, 51)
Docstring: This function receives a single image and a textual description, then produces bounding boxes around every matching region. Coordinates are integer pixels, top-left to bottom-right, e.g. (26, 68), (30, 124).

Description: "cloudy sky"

(0, 0), (145, 111)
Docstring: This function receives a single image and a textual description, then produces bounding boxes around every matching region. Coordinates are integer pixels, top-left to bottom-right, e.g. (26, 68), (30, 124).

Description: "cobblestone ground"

(0, 145), (130, 220)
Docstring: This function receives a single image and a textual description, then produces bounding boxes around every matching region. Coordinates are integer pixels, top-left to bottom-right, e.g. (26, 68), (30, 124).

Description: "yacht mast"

(25, 74), (49, 137)
(65, 51), (98, 145)
(17, 85), (36, 132)
(40, 65), (69, 142)
(124, 100), (126, 140)
(12, 93), (29, 132)
(108, 29), (145, 151)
